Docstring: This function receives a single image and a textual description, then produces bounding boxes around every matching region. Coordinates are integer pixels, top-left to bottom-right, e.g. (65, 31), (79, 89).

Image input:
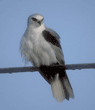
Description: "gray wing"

(46, 28), (61, 42)
(42, 27), (65, 65)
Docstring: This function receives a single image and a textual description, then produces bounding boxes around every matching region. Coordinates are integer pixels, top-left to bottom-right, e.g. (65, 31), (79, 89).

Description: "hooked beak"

(37, 21), (41, 25)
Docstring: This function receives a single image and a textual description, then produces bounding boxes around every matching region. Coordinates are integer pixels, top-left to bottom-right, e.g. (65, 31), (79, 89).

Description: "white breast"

(20, 25), (58, 67)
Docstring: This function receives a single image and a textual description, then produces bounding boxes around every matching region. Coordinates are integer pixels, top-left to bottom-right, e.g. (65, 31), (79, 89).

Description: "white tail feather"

(51, 74), (65, 102)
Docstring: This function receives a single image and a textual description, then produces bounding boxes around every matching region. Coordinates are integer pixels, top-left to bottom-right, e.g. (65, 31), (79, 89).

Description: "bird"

(20, 13), (74, 102)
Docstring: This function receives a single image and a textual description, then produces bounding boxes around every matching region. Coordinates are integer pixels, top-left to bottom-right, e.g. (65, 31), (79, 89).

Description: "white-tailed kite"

(20, 14), (74, 102)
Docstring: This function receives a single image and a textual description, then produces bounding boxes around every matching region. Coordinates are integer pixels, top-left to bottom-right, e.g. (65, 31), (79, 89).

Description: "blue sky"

(0, 0), (95, 110)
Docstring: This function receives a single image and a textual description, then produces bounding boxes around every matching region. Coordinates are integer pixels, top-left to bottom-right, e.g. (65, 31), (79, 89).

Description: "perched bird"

(20, 13), (74, 102)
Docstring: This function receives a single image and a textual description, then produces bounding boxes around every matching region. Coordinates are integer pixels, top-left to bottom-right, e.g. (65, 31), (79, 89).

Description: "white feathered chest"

(20, 25), (58, 67)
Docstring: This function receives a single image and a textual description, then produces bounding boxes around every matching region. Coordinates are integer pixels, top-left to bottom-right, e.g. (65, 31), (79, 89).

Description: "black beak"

(37, 21), (41, 25)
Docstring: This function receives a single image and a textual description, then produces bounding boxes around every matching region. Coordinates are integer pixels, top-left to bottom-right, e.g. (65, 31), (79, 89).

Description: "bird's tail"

(51, 73), (74, 102)
(39, 65), (74, 102)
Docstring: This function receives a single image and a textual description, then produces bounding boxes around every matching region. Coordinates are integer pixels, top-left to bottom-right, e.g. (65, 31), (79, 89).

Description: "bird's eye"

(32, 18), (37, 21)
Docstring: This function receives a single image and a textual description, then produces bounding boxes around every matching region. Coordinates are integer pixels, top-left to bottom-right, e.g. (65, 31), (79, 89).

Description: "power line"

(0, 63), (95, 74)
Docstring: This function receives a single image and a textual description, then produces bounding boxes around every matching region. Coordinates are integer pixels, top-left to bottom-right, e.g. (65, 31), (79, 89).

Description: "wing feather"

(42, 28), (65, 65)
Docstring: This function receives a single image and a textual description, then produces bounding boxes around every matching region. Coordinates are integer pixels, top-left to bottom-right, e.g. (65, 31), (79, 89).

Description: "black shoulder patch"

(42, 30), (61, 48)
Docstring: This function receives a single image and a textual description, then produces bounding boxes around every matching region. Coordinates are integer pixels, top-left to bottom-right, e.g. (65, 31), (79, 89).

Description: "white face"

(27, 14), (44, 27)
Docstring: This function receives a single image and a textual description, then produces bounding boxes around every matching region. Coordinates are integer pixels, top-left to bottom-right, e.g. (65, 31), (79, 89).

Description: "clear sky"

(0, 0), (95, 110)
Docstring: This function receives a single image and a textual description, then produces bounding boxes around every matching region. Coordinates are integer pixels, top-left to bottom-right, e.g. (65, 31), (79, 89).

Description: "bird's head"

(27, 14), (44, 27)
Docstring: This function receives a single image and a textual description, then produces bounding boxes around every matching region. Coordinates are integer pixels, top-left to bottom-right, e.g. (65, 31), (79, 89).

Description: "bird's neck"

(28, 24), (46, 34)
